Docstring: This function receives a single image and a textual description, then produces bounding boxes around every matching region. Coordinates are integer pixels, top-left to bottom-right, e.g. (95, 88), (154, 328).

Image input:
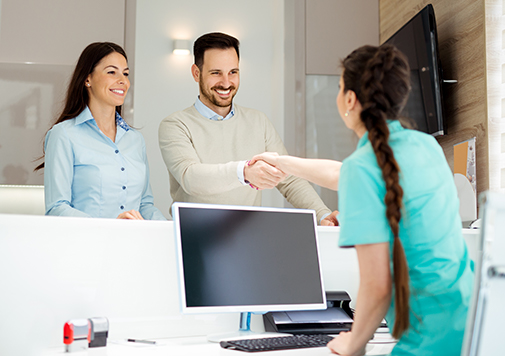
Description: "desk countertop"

(42, 335), (396, 355)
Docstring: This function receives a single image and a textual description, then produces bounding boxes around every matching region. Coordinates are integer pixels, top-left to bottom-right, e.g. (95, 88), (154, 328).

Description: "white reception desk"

(0, 214), (479, 356)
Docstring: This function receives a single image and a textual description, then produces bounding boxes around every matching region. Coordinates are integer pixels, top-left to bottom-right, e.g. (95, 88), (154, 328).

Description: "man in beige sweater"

(159, 32), (337, 225)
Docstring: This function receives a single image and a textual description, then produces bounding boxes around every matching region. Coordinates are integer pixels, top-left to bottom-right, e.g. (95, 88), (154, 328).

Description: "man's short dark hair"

(193, 32), (240, 69)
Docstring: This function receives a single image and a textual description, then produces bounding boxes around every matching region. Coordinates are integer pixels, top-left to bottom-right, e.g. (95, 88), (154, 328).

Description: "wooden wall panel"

(380, 0), (488, 196)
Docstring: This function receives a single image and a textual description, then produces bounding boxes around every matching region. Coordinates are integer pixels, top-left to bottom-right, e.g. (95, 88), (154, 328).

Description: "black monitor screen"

(385, 4), (445, 136)
(173, 203), (326, 314)
(404, 70), (428, 133)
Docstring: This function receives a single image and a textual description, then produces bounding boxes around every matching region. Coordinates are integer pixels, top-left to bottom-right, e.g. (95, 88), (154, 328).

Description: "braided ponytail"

(342, 44), (411, 339)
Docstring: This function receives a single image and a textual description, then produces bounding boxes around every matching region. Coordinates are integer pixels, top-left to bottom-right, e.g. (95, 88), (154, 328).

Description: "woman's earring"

(86, 83), (90, 87)
(344, 111), (349, 117)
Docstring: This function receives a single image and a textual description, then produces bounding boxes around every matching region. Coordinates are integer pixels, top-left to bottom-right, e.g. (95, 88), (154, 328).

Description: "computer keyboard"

(219, 334), (334, 352)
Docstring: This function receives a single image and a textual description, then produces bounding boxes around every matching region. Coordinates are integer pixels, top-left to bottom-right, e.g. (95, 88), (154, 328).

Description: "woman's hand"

(250, 152), (342, 191)
(117, 210), (145, 220)
(244, 158), (287, 190)
(249, 152), (281, 168)
(327, 331), (366, 356)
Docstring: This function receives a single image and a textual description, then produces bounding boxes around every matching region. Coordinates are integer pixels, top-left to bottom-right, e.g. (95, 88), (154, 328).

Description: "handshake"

(244, 152), (286, 191)
(245, 152), (339, 227)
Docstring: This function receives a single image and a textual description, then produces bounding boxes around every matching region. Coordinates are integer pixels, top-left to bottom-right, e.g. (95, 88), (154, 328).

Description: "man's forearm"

(174, 161), (244, 196)
(276, 176), (331, 222)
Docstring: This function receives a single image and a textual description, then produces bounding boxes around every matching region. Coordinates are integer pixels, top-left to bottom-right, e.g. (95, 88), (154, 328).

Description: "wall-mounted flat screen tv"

(385, 4), (446, 136)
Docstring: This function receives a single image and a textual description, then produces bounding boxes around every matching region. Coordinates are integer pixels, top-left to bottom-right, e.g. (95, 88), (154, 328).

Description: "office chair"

(461, 191), (505, 355)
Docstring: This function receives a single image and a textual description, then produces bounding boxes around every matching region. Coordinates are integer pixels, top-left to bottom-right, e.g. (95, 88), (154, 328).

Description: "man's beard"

(199, 79), (237, 108)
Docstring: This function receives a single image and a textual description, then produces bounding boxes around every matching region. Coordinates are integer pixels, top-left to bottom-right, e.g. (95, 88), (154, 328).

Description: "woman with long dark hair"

(36, 42), (165, 220)
(251, 44), (473, 355)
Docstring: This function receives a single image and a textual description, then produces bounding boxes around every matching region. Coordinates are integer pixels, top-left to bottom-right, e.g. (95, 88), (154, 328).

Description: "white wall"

(133, 0), (286, 218)
(0, 0), (125, 65)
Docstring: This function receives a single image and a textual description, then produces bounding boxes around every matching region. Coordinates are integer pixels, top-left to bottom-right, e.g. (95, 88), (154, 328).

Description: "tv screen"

(385, 4), (446, 136)
(172, 203), (326, 314)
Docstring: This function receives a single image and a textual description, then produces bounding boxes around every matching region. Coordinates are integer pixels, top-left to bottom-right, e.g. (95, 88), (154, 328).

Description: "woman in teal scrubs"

(251, 44), (473, 355)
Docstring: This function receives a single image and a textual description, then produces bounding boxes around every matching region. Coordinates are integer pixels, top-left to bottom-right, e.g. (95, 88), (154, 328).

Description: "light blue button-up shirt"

(194, 96), (236, 121)
(44, 107), (165, 220)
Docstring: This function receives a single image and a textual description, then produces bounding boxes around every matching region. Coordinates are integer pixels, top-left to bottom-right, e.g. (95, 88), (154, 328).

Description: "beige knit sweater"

(158, 104), (331, 221)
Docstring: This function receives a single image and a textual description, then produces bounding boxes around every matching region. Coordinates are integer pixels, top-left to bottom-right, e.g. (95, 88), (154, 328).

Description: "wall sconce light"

(173, 39), (191, 55)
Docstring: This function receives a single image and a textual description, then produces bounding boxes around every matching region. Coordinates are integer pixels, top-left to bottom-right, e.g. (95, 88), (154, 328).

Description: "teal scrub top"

(338, 121), (474, 355)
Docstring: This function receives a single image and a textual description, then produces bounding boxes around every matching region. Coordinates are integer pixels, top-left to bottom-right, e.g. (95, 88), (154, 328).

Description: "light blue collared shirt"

(194, 96), (236, 121)
(193, 96), (249, 185)
(44, 106), (166, 220)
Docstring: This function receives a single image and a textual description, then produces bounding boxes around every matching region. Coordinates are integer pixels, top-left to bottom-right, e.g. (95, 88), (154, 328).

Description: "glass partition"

(0, 63), (73, 185)
(305, 75), (358, 211)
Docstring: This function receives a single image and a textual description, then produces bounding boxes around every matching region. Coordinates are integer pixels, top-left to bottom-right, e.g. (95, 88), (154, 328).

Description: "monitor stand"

(207, 312), (285, 343)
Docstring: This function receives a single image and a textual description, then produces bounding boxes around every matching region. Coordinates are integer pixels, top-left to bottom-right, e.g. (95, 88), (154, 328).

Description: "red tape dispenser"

(64, 317), (109, 352)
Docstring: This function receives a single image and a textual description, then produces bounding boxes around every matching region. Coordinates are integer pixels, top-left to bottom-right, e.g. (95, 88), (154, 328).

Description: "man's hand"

(244, 159), (288, 190)
(117, 209), (145, 220)
(321, 210), (339, 226)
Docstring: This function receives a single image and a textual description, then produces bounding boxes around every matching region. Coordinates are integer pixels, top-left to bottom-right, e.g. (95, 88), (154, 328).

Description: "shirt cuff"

(319, 212), (330, 224)
(237, 160), (249, 185)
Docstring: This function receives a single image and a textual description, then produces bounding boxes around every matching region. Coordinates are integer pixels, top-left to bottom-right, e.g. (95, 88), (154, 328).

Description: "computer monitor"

(172, 202), (327, 341)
